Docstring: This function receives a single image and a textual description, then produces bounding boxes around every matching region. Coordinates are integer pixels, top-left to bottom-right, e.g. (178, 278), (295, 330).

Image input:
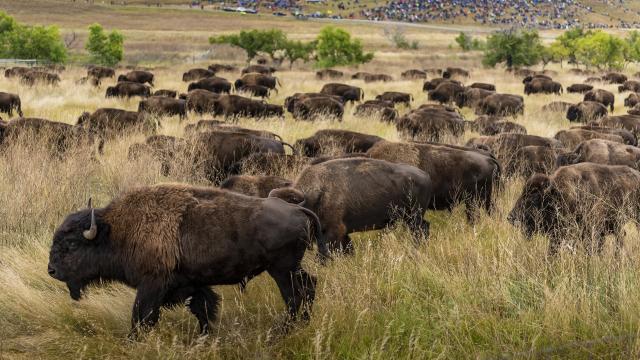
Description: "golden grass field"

(2, 2), (640, 359)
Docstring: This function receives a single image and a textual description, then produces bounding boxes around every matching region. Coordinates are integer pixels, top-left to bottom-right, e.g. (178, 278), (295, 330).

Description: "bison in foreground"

(48, 184), (328, 335)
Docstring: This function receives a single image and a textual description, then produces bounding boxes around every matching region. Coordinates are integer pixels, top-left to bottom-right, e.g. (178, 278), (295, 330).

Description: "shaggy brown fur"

(220, 175), (293, 197)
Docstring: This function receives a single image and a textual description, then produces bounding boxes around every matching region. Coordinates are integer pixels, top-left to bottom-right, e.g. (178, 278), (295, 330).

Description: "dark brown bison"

(505, 145), (559, 177)
(138, 97), (187, 120)
(234, 73), (279, 90)
(602, 72), (627, 84)
(220, 175), (293, 198)
(443, 67), (470, 79)
(316, 69), (343, 80)
(556, 139), (640, 170)
(284, 93), (344, 114)
(293, 97), (344, 121)
(353, 103), (398, 122)
(187, 77), (232, 94)
(366, 141), (500, 221)
(624, 93), (640, 108)
(208, 63), (236, 73)
(185, 89), (220, 115)
(0, 92), (23, 118)
(508, 163), (640, 255)
(0, 117), (96, 155)
(455, 87), (495, 109)
(363, 73), (393, 82)
(295, 129), (383, 157)
(469, 82), (496, 91)
(320, 83), (364, 103)
(4, 67), (32, 78)
(629, 104), (640, 116)
(241, 65), (276, 75)
(106, 82), (151, 98)
(117, 70), (154, 86)
(237, 84), (273, 98)
(566, 84), (593, 94)
(566, 101), (608, 122)
(375, 91), (412, 106)
(20, 71), (60, 86)
(428, 81), (466, 104)
(522, 74), (552, 84)
(87, 66), (115, 79)
(542, 101), (573, 112)
(211, 95), (283, 119)
(422, 78), (461, 92)
(618, 80), (640, 93)
(554, 128), (625, 149)
(524, 78), (562, 95)
(476, 93), (524, 117)
(584, 89), (615, 111)
(401, 69), (427, 80)
(48, 184), (327, 335)
(396, 107), (465, 142)
(182, 68), (216, 82)
(282, 158), (432, 253)
(77, 108), (153, 138)
(152, 89), (177, 98)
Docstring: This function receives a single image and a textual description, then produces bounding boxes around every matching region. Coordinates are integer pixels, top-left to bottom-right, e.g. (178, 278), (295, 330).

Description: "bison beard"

(47, 184), (328, 335)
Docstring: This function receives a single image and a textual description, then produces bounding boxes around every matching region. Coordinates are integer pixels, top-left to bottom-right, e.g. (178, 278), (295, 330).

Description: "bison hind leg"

(268, 267), (317, 323)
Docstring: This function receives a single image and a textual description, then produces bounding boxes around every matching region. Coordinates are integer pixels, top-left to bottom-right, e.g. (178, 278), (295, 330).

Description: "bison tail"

(299, 207), (331, 263)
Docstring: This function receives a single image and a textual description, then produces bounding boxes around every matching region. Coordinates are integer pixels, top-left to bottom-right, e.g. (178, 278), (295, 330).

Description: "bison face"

(508, 174), (558, 237)
(117, 75), (127, 82)
(48, 207), (111, 300)
(566, 105), (579, 122)
(105, 87), (116, 97)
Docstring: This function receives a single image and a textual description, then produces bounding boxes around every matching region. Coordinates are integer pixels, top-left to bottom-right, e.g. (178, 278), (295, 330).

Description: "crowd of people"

(358, 0), (638, 29)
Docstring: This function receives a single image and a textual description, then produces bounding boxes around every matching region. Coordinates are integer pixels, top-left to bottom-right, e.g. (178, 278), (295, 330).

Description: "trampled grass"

(1, 5), (640, 357)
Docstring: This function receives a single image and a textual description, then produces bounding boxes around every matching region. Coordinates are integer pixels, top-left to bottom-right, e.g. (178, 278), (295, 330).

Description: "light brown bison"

(524, 78), (563, 95)
(0, 117), (96, 155)
(220, 175), (293, 198)
(428, 81), (466, 104)
(182, 68), (216, 82)
(396, 107), (465, 142)
(554, 128), (624, 149)
(542, 101), (573, 113)
(443, 67), (470, 78)
(618, 80), (640, 93)
(376, 91), (412, 106)
(602, 72), (627, 84)
(599, 115), (640, 136)
(505, 145), (559, 177)
(152, 89), (177, 98)
(138, 97), (187, 120)
(4, 67), (32, 78)
(556, 139), (640, 170)
(185, 89), (220, 115)
(401, 69), (427, 80)
(522, 74), (552, 84)
(455, 87), (495, 109)
(508, 163), (640, 255)
(353, 102), (398, 122)
(234, 73), (279, 90)
(624, 93), (640, 108)
(476, 93), (524, 117)
(208, 63), (236, 73)
(293, 97), (344, 121)
(570, 125), (636, 146)
(466, 133), (560, 166)
(48, 184), (327, 335)
(87, 66), (115, 79)
(241, 64), (276, 75)
(77, 108), (153, 138)
(20, 71), (60, 86)
(212, 95), (283, 119)
(422, 78), (462, 92)
(469, 82), (496, 91)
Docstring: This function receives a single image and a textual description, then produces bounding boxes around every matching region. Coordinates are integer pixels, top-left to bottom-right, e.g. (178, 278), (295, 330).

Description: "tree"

(545, 41), (570, 68)
(555, 27), (591, 65)
(625, 30), (640, 64)
(209, 29), (287, 63)
(315, 26), (373, 68)
(282, 40), (316, 69)
(455, 32), (472, 51)
(85, 23), (124, 66)
(482, 30), (542, 69)
(0, 11), (67, 63)
(575, 31), (628, 70)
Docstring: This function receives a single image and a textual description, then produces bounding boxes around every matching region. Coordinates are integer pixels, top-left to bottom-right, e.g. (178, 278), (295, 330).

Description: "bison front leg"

(188, 287), (220, 334)
(269, 267), (316, 322)
(130, 281), (168, 337)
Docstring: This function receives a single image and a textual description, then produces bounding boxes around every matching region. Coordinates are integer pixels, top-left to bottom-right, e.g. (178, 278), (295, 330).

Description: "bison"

(187, 77), (232, 94)
(295, 129), (383, 157)
(401, 69), (427, 80)
(566, 101), (608, 122)
(117, 70), (154, 86)
(234, 73), (279, 90)
(48, 184), (328, 335)
(566, 84), (593, 94)
(292, 97), (344, 121)
(316, 69), (343, 80)
(138, 97), (187, 120)
(153, 89), (177, 98)
(476, 93), (524, 117)
(106, 82), (151, 98)
(185, 89), (220, 115)
(77, 108), (153, 138)
(524, 78), (563, 95)
(0, 92), (23, 118)
(556, 139), (640, 170)
(182, 68), (216, 82)
(320, 83), (363, 103)
(220, 175), (293, 198)
(584, 89), (615, 111)
(375, 92), (412, 106)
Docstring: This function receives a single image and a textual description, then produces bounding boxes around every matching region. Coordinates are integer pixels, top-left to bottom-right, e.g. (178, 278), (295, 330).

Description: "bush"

(209, 29), (287, 63)
(85, 24), (124, 67)
(482, 30), (542, 69)
(575, 31), (628, 70)
(282, 40), (316, 69)
(384, 26), (419, 50)
(0, 11), (67, 63)
(315, 26), (373, 68)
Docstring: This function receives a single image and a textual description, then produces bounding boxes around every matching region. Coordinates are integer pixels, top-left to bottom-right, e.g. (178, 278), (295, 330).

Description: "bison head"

(566, 105), (579, 122)
(48, 200), (112, 300)
(555, 151), (579, 167)
(234, 79), (244, 91)
(117, 74), (127, 82)
(105, 87), (117, 97)
(508, 174), (559, 238)
(522, 76), (533, 84)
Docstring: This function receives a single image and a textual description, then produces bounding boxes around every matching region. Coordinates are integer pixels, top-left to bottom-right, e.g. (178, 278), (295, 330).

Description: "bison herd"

(3, 62), (640, 337)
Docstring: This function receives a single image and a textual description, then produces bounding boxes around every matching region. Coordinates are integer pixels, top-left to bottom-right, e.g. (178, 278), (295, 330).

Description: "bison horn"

(86, 197), (92, 209)
(83, 209), (97, 240)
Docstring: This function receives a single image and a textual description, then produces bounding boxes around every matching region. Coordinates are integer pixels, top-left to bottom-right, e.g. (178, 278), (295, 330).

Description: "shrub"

(315, 26), (373, 68)
(85, 23), (124, 67)
(0, 11), (67, 63)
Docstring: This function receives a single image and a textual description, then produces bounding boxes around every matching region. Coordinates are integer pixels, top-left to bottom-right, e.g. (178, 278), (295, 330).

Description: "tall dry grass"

(1, 57), (640, 359)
